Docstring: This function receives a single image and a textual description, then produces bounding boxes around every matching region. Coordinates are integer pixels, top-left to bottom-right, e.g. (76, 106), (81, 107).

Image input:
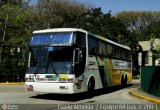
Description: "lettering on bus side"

(113, 74), (121, 80)
(114, 61), (121, 68)
(112, 71), (122, 80)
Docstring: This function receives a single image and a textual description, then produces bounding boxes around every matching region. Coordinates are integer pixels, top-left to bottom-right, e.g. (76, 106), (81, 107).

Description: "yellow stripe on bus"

(60, 75), (68, 79)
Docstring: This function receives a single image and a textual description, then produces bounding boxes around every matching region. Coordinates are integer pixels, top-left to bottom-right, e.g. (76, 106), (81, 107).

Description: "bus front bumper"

(25, 82), (75, 94)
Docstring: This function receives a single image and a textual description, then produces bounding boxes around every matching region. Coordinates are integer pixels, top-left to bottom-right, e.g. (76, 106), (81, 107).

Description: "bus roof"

(89, 33), (131, 50)
(33, 28), (131, 50)
(33, 28), (88, 34)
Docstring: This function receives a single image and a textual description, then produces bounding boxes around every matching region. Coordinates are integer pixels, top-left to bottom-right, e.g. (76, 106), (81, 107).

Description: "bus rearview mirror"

(74, 48), (82, 64)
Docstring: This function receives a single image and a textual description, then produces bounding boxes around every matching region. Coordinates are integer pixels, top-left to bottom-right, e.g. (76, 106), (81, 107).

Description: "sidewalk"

(0, 82), (24, 85)
(129, 87), (160, 104)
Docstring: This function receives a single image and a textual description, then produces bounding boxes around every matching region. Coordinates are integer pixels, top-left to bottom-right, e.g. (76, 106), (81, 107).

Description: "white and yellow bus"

(25, 28), (132, 94)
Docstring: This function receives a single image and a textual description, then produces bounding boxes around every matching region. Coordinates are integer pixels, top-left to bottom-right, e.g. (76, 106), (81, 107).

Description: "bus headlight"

(59, 78), (74, 83)
(67, 78), (74, 83)
(25, 78), (34, 82)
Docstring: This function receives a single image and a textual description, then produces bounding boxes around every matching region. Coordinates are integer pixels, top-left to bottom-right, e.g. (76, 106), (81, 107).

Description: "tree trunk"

(0, 13), (8, 63)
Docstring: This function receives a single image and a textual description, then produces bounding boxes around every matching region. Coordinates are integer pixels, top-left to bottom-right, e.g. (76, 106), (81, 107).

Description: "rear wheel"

(121, 76), (125, 87)
(124, 75), (128, 84)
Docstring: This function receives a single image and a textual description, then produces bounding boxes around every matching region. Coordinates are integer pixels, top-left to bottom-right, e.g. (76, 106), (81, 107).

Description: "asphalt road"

(0, 80), (155, 110)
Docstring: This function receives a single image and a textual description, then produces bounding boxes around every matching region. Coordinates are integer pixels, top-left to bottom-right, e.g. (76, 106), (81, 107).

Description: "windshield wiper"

(49, 63), (59, 76)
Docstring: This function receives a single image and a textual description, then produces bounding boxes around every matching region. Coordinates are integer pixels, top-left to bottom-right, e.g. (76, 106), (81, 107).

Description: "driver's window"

(74, 32), (86, 77)
(76, 32), (86, 48)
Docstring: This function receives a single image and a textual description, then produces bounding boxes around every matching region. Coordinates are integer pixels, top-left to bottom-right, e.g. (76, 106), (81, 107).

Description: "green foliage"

(79, 8), (130, 45)
(79, 8), (104, 34)
(0, 0), (28, 8)
(29, 0), (87, 29)
(150, 35), (160, 62)
(155, 45), (160, 62)
(0, 4), (31, 82)
(117, 11), (160, 41)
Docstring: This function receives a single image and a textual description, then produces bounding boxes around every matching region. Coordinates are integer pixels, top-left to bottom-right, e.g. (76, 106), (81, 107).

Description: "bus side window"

(113, 46), (120, 59)
(76, 32), (86, 48)
(98, 41), (106, 56)
(117, 47), (120, 58)
(88, 36), (98, 55)
(106, 44), (113, 57)
(126, 50), (131, 60)
(120, 48), (125, 59)
(113, 46), (117, 58)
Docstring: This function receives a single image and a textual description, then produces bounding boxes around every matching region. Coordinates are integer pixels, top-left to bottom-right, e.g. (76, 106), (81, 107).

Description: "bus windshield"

(30, 32), (74, 45)
(27, 47), (73, 74)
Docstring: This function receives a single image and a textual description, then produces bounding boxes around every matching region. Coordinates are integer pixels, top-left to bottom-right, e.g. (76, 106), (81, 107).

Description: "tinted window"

(75, 32), (86, 47)
(88, 35), (98, 55)
(98, 41), (106, 55)
(30, 32), (73, 45)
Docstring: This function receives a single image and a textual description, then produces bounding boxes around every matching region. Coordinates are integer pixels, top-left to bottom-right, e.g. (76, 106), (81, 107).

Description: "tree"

(0, 4), (31, 82)
(29, 0), (87, 30)
(117, 11), (160, 41)
(79, 8), (130, 46)
(79, 8), (104, 34)
(102, 12), (130, 45)
(0, 0), (88, 82)
(117, 11), (160, 68)
(0, 0), (30, 7)
(150, 35), (160, 65)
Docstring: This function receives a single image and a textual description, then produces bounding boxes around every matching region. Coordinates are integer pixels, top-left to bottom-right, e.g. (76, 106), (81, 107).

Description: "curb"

(129, 89), (160, 104)
(0, 82), (25, 85)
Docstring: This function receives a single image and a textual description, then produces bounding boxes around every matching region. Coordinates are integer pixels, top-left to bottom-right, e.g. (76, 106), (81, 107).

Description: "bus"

(25, 28), (132, 94)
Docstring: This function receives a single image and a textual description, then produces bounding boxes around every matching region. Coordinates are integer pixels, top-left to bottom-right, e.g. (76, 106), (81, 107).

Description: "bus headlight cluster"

(25, 78), (34, 82)
(59, 78), (74, 83)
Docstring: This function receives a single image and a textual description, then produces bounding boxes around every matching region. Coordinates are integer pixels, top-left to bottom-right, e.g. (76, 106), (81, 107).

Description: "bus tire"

(124, 75), (127, 84)
(121, 76), (125, 87)
(87, 77), (95, 98)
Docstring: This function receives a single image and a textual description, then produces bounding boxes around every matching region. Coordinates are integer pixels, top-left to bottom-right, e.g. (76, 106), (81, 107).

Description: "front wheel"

(87, 78), (95, 98)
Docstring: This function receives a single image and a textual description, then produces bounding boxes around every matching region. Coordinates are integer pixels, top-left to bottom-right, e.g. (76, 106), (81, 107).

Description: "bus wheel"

(121, 76), (125, 87)
(87, 77), (95, 98)
(124, 75), (128, 84)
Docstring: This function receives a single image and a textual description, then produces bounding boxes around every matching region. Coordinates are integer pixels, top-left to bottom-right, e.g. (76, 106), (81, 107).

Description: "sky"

(76, 0), (160, 14)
